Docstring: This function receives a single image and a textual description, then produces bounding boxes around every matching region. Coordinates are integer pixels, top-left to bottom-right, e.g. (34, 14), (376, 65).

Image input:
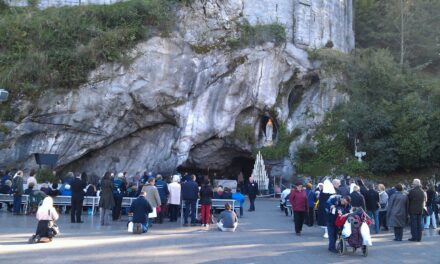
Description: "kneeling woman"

(30, 196), (59, 243)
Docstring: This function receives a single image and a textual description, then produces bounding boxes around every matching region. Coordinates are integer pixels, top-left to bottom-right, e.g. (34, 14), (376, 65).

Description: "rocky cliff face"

(0, 0), (353, 178)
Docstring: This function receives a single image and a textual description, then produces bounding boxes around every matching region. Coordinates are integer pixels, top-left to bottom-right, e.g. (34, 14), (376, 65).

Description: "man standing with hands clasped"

(247, 176), (259, 212)
(71, 172), (86, 223)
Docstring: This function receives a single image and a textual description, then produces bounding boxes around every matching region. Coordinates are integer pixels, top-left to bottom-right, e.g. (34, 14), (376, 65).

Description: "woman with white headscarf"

(29, 196), (59, 243)
(317, 179), (336, 238)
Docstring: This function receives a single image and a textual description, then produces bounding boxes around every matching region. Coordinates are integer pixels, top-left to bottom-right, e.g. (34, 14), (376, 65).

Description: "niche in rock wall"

(288, 84), (305, 114)
(287, 74), (319, 114)
(260, 115), (278, 143)
(177, 138), (255, 182)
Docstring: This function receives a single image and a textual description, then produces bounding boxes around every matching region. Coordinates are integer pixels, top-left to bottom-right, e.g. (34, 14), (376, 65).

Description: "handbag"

(47, 222), (60, 238)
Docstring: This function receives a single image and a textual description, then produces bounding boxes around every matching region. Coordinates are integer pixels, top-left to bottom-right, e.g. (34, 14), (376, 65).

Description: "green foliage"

(307, 48), (351, 73)
(297, 48), (440, 176)
(254, 125), (300, 160)
(228, 22), (286, 49)
(0, 0), (9, 12)
(0, 0), (176, 120)
(0, 124), (9, 134)
(232, 124), (255, 144)
(36, 168), (58, 183)
(355, 0), (440, 72)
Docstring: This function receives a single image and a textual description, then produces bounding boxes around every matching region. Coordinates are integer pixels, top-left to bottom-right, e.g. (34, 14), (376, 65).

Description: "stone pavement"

(0, 199), (439, 264)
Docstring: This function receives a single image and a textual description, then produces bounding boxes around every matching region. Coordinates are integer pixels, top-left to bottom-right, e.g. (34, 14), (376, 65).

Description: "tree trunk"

(400, 0), (405, 66)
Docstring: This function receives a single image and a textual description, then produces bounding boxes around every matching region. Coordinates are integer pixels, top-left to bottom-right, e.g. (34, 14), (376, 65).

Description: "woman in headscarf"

(317, 179), (336, 238)
(30, 196), (59, 243)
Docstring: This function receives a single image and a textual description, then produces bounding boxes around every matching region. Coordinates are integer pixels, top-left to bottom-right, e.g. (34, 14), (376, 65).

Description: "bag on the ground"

(148, 207), (157, 218)
(133, 223), (143, 234)
(342, 219), (352, 238)
(128, 221), (134, 233)
(360, 222), (372, 246)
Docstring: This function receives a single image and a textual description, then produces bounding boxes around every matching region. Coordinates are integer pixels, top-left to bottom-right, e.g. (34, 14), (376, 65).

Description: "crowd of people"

(282, 177), (438, 253)
(0, 169), (260, 241)
(1, 168), (438, 249)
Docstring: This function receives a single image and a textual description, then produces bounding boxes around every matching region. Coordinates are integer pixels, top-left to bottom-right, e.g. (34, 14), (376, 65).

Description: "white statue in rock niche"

(265, 118), (273, 146)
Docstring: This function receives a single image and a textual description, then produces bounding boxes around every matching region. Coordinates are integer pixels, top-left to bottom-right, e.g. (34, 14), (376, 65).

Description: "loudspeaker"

(34, 153), (59, 167)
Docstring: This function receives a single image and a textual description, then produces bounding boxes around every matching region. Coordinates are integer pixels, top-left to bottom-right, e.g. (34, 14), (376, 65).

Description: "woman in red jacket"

(289, 182), (308, 236)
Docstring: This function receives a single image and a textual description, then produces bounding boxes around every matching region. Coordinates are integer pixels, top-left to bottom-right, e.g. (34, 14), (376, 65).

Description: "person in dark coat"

(350, 185), (366, 210)
(70, 173), (86, 223)
(305, 183), (316, 226)
(289, 182), (308, 235)
(247, 176), (259, 212)
(365, 184), (380, 234)
(317, 179), (335, 238)
(0, 180), (13, 212)
(49, 183), (61, 197)
(99, 172), (115, 226)
(337, 180), (350, 197)
(356, 179), (369, 198)
(424, 185), (437, 229)
(112, 173), (127, 221)
(386, 184), (408, 241)
(223, 187), (233, 199)
(129, 192), (153, 233)
(199, 179), (213, 227)
(11, 171), (24, 215)
(155, 174), (169, 223)
(181, 175), (199, 225)
(407, 179), (427, 242)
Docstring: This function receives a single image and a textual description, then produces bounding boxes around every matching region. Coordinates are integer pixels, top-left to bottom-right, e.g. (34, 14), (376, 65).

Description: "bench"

(0, 194), (30, 213)
(0, 194), (137, 215)
(180, 199), (239, 225)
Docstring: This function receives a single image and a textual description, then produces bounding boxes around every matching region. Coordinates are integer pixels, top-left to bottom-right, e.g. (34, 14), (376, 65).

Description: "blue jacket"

(326, 194), (352, 222)
(306, 189), (316, 208)
(232, 192), (245, 207)
(129, 196), (153, 224)
(60, 184), (72, 196)
(155, 180), (169, 204)
(1, 174), (11, 186)
(181, 180), (199, 201)
(113, 177), (126, 197)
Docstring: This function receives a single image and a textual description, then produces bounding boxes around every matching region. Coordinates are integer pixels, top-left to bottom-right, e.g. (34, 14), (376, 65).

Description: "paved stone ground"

(0, 199), (439, 264)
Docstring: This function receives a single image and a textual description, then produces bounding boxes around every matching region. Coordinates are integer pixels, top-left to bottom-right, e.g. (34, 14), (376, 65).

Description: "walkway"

(0, 199), (439, 263)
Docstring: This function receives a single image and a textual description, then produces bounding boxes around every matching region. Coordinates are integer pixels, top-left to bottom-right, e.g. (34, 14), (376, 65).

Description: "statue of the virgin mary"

(265, 118), (273, 146)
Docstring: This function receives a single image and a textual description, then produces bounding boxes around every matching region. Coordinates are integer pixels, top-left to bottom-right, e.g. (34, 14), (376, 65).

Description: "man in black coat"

(181, 175), (199, 225)
(408, 179), (427, 242)
(350, 185), (366, 210)
(247, 176), (259, 212)
(71, 173), (86, 223)
(365, 183), (380, 234)
(129, 191), (153, 233)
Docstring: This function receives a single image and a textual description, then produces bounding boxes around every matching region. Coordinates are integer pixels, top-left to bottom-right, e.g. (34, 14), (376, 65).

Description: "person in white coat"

(168, 175), (181, 222)
(30, 196), (59, 243)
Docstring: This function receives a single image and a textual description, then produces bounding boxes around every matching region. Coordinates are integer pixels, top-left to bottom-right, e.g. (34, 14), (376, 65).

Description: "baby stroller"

(336, 208), (371, 257)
